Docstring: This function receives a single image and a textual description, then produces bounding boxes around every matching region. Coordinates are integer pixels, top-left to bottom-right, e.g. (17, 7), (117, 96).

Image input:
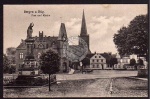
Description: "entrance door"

(63, 62), (67, 72)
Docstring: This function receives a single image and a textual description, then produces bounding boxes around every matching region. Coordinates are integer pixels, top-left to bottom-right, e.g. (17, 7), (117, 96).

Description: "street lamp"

(79, 61), (83, 74)
(120, 59), (123, 69)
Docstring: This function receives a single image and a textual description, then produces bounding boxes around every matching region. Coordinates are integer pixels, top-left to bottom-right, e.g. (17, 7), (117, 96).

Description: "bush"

(9, 65), (16, 74)
(137, 69), (148, 78)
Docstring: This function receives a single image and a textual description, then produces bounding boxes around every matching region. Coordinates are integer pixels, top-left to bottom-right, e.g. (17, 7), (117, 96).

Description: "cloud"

(66, 18), (81, 37)
(51, 15), (133, 54)
(3, 5), (147, 54)
(87, 16), (132, 53)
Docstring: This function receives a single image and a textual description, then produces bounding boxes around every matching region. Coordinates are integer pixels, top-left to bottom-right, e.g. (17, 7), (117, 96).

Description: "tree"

(9, 64), (16, 74)
(82, 57), (90, 68)
(113, 14), (148, 59)
(110, 57), (118, 69)
(6, 47), (16, 64)
(130, 58), (136, 66)
(3, 54), (10, 73)
(138, 58), (144, 65)
(102, 53), (111, 68)
(40, 49), (60, 91)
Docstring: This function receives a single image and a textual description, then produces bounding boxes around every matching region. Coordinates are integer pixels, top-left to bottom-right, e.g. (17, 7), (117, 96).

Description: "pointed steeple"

(57, 23), (68, 41)
(80, 9), (87, 36)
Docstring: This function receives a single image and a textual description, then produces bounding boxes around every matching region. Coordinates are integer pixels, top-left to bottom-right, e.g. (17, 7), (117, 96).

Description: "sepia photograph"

(3, 4), (148, 98)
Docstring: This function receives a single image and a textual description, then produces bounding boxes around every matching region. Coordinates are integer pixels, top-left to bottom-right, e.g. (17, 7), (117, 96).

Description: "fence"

(3, 75), (17, 85)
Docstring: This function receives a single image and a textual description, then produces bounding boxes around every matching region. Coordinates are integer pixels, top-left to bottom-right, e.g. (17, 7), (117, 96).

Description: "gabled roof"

(100, 53), (111, 60)
(85, 53), (95, 59)
(16, 42), (26, 49)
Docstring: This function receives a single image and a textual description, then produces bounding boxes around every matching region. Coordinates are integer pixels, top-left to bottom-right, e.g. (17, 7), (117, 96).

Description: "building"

(15, 10), (91, 73)
(90, 53), (107, 69)
(115, 54), (147, 70)
(86, 53), (114, 70)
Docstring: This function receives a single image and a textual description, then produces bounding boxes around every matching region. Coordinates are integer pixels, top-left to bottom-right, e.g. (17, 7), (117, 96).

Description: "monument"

(16, 23), (40, 85)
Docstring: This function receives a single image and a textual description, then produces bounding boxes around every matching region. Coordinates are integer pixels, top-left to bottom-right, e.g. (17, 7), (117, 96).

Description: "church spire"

(57, 23), (67, 41)
(80, 9), (87, 36)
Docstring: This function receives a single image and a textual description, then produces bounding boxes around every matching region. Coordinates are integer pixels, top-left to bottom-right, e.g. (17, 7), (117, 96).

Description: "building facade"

(115, 54), (146, 70)
(89, 53), (107, 69)
(15, 10), (91, 73)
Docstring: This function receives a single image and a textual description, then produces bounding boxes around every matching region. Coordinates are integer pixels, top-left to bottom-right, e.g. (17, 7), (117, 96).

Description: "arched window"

(19, 53), (23, 59)
(38, 43), (44, 48)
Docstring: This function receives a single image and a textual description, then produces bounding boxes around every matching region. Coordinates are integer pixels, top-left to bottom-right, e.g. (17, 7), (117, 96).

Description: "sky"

(3, 4), (147, 54)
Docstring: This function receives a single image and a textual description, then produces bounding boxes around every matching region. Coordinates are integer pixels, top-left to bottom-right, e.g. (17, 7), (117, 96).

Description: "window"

(38, 53), (41, 58)
(99, 56), (101, 58)
(92, 59), (94, 62)
(93, 64), (95, 68)
(97, 59), (99, 62)
(101, 59), (103, 62)
(19, 53), (23, 59)
(95, 56), (97, 58)
(97, 64), (99, 68)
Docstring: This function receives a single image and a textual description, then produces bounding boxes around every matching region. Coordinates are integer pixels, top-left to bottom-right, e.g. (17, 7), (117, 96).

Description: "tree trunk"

(82, 66), (83, 74)
(49, 74), (51, 91)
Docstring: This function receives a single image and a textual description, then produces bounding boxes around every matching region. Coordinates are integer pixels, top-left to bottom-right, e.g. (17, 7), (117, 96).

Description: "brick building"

(15, 10), (91, 73)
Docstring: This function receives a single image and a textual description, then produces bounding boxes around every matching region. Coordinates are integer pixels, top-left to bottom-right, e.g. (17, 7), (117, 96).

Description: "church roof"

(69, 45), (79, 48)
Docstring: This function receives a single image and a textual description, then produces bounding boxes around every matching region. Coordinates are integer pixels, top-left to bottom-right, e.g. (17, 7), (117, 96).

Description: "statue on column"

(27, 22), (34, 39)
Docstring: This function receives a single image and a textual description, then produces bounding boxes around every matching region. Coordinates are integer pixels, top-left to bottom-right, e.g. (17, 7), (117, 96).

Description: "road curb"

(127, 77), (148, 81)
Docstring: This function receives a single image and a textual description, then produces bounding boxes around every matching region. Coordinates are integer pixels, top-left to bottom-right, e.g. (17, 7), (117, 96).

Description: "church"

(15, 10), (91, 73)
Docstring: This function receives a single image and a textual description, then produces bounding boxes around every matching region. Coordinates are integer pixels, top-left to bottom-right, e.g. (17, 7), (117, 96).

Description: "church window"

(19, 53), (23, 59)
(97, 59), (99, 62)
(99, 56), (101, 58)
(95, 56), (97, 58)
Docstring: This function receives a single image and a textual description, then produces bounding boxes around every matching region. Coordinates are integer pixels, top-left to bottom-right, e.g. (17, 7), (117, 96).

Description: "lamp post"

(120, 59), (122, 67)
(80, 61), (83, 74)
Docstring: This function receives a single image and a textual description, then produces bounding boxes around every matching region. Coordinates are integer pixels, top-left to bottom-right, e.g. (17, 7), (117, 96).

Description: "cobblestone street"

(3, 70), (148, 97)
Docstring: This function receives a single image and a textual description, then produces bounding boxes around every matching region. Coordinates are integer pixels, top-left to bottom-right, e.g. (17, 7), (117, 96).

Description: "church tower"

(57, 23), (69, 72)
(57, 23), (68, 58)
(79, 10), (91, 54)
